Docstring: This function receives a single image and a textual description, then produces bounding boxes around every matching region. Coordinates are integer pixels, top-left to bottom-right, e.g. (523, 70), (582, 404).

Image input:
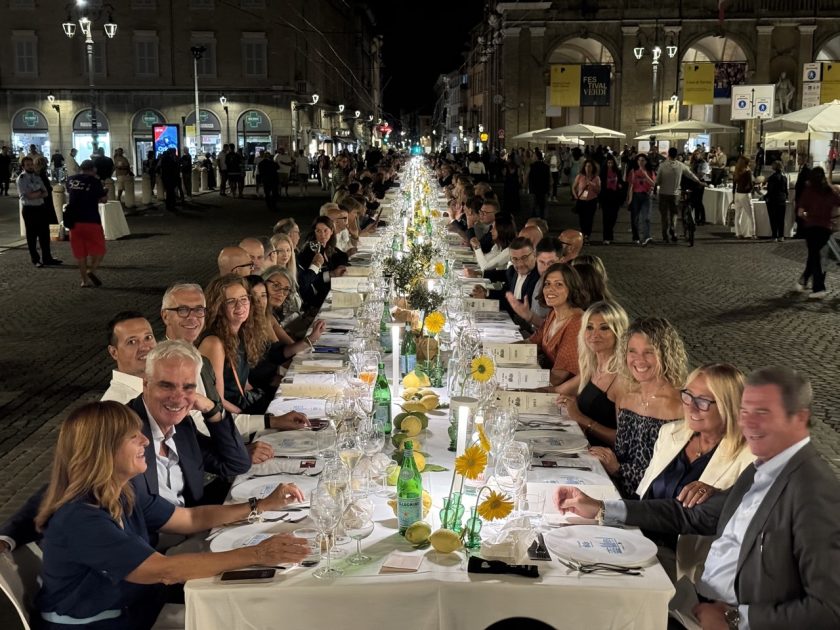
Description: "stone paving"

(0, 179), (838, 521)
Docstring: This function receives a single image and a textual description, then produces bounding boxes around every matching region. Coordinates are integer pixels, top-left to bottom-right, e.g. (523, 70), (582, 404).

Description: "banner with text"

(550, 65), (581, 107)
(821, 62), (840, 103)
(714, 62), (748, 100)
(683, 63), (715, 105)
(549, 65), (611, 107)
(580, 65), (612, 106)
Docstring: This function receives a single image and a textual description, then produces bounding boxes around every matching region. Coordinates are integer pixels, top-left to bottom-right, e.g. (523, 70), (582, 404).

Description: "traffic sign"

(803, 62), (821, 83)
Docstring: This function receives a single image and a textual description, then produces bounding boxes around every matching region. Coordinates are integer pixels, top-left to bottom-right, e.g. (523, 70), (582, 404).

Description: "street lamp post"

(62, 4), (117, 156)
(634, 27), (678, 127)
(47, 92), (63, 160)
(190, 46), (206, 157)
(220, 94), (230, 144)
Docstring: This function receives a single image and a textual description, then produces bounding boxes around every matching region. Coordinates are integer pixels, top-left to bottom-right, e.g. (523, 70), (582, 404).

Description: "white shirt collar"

(754, 436), (810, 477)
(112, 369), (144, 393)
(144, 400), (176, 442)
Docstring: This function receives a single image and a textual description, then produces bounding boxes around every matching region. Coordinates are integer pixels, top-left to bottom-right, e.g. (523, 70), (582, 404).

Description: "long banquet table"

(183, 190), (675, 630)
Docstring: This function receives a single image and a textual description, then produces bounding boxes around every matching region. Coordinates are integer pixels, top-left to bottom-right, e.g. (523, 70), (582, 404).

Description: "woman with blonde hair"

(636, 362), (755, 581)
(266, 232), (297, 283)
(732, 155), (755, 238)
(589, 317), (688, 497)
(35, 401), (307, 629)
(556, 300), (629, 448)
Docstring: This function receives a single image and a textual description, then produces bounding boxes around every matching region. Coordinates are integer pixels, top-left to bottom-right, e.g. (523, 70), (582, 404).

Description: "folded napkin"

(478, 516), (538, 565)
(380, 551), (424, 574)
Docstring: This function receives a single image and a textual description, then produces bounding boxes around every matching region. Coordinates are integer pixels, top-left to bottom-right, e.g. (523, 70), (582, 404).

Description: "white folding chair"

(0, 543), (42, 630)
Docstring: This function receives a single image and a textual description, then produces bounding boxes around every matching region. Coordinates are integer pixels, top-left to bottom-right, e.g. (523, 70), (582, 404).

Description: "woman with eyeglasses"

(588, 317), (687, 498)
(260, 266), (325, 346)
(635, 363), (755, 582)
(198, 275), (275, 414)
(297, 215), (349, 311)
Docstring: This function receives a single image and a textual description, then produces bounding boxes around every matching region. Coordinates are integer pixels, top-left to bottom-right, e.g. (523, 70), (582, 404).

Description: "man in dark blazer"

(471, 237), (539, 318)
(554, 366), (840, 629)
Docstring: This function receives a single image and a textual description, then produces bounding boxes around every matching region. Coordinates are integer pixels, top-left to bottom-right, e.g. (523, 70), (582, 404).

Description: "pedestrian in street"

(528, 150), (551, 219)
(65, 147), (80, 178)
(795, 167), (840, 299)
(549, 149), (560, 201)
(203, 152), (216, 190)
(35, 156), (58, 226)
(159, 147), (180, 212)
(226, 146), (244, 198)
(572, 159), (601, 242)
(317, 150), (331, 192)
(732, 156), (755, 239)
(217, 144), (229, 196)
(17, 156), (61, 268)
(113, 148), (132, 204)
(179, 148), (193, 199)
(625, 154), (657, 245)
(65, 159), (108, 288)
(258, 150), (279, 212)
(753, 142), (765, 177)
(0, 145), (11, 195)
(657, 148), (704, 243)
(502, 159), (520, 215)
(764, 161), (789, 242)
(600, 156), (626, 245)
(50, 149), (65, 182)
(142, 150), (157, 197)
(275, 148), (294, 197)
(295, 149), (310, 197)
(92, 147), (114, 197)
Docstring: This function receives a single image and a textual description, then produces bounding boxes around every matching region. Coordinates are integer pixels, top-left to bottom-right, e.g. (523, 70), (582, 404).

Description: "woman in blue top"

(35, 401), (308, 629)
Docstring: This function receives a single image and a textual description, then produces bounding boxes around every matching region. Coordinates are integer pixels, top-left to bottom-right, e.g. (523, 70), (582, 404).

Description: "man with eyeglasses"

(466, 199), (500, 254)
(325, 206), (356, 255)
(217, 245), (254, 277)
(238, 237), (266, 274)
(471, 237), (539, 321)
(506, 236), (562, 330)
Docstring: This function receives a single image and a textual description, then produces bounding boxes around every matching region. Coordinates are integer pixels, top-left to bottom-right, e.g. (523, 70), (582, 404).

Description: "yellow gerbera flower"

(477, 490), (514, 521)
(424, 311), (446, 335)
(476, 423), (491, 453)
(433, 261), (446, 277)
(454, 444), (488, 480)
(430, 209), (442, 219)
(471, 355), (495, 382)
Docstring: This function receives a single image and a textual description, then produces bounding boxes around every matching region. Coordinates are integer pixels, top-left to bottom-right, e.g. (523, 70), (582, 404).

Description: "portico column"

(754, 26), (774, 85)
(619, 26), (642, 137)
(797, 25), (817, 109)
(502, 27), (522, 140)
(528, 27), (547, 134)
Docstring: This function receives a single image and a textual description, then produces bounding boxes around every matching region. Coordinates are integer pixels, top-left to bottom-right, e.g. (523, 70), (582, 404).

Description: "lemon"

(430, 528), (462, 553)
(405, 521), (432, 545)
(401, 416), (423, 437)
(402, 387), (420, 399)
(412, 451), (426, 472)
(401, 401), (428, 414)
(394, 411), (428, 431)
(420, 394), (440, 411)
(402, 370), (431, 388)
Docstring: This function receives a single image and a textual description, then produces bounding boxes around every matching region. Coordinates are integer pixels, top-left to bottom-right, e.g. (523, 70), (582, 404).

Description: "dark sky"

(369, 0), (486, 120)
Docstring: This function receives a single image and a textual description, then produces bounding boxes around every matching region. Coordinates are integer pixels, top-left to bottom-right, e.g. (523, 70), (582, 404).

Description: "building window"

(12, 32), (37, 77)
(189, 0), (214, 9)
(240, 0), (265, 7)
(131, 0), (156, 8)
(191, 32), (217, 78)
(241, 33), (267, 78)
(9, 0), (35, 9)
(134, 33), (159, 77)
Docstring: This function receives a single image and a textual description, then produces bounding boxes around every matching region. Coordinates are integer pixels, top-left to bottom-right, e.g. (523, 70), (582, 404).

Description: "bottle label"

(397, 497), (422, 529)
(374, 404), (391, 431)
(400, 354), (416, 376)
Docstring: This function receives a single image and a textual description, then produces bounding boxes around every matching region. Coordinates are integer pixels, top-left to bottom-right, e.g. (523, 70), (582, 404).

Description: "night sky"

(369, 0), (486, 119)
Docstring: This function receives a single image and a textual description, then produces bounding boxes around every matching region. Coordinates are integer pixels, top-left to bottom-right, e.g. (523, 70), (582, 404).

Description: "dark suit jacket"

(489, 266), (540, 310)
(623, 443), (840, 628)
(127, 396), (250, 506)
(297, 244), (350, 310)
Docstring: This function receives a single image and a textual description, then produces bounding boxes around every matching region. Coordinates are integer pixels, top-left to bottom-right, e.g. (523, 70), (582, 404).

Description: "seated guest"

(238, 237), (266, 274)
(636, 362), (755, 582)
(297, 216), (349, 311)
(555, 367), (840, 630)
(556, 300), (629, 447)
(525, 217), (549, 236)
(102, 312), (157, 402)
(34, 401), (308, 629)
(570, 262), (612, 304)
(505, 236), (561, 329)
(527, 263), (588, 387)
(272, 218), (301, 251)
(263, 265), (309, 337)
(589, 317), (687, 498)
(467, 199), (500, 253)
(570, 253), (608, 281)
(325, 205), (356, 255)
(217, 246), (254, 277)
(198, 275), (275, 414)
(471, 213), (516, 272)
(519, 224), (542, 249)
(471, 236), (539, 314)
(558, 229), (584, 263)
(266, 233), (298, 281)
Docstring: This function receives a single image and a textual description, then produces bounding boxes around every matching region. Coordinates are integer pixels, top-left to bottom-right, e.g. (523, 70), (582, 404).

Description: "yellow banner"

(682, 63), (714, 105)
(550, 65), (581, 107)
(820, 61), (840, 103)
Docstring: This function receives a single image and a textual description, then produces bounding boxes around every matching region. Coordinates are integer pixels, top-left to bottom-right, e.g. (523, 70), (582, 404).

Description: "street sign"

(803, 62), (821, 83)
(497, 128), (505, 139)
(803, 81), (821, 107)
(730, 84), (775, 120)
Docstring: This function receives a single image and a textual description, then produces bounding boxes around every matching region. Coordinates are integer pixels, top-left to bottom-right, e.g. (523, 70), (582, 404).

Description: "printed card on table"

(344, 266), (371, 277)
(330, 291), (363, 309)
(484, 342), (539, 365)
(495, 367), (551, 390)
(463, 298), (500, 312)
(496, 391), (559, 415)
(330, 276), (367, 292)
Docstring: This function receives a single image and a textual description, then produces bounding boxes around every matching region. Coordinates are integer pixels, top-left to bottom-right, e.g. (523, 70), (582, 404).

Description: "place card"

(344, 266), (371, 277)
(358, 236), (383, 248)
(330, 276), (367, 292)
(463, 298), (500, 312)
(331, 292), (363, 308)
(495, 367), (551, 390)
(496, 391), (559, 415)
(484, 342), (539, 365)
(379, 551), (424, 574)
(267, 397), (327, 418)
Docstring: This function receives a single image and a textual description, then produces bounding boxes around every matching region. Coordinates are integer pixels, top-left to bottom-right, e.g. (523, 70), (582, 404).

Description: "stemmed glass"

(310, 488), (345, 579)
(499, 441), (530, 513)
(358, 419), (385, 458)
(337, 431), (364, 474)
(342, 498), (375, 565)
(358, 351), (381, 387)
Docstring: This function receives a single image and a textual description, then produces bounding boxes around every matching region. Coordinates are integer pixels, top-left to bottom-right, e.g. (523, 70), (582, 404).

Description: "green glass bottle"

(373, 361), (392, 435)
(399, 322), (416, 377)
(397, 440), (423, 534)
(379, 299), (392, 353)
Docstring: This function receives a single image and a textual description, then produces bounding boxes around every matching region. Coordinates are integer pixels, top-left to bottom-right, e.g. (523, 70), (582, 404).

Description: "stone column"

(797, 25), (817, 109)
(619, 26), (643, 138)
(754, 26), (774, 85)
(518, 28), (532, 136)
(528, 27), (547, 134)
(501, 27), (522, 143)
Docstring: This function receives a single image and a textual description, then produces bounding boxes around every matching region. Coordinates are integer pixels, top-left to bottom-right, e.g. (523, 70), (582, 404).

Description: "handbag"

(725, 202), (736, 228)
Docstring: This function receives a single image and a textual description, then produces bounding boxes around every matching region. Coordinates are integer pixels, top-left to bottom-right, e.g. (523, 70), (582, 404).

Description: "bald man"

(238, 237), (266, 274)
(217, 246), (254, 277)
(519, 225), (542, 249)
(559, 229), (583, 263)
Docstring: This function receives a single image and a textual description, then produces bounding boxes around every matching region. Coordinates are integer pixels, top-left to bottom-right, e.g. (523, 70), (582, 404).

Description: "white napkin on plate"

(478, 516), (537, 565)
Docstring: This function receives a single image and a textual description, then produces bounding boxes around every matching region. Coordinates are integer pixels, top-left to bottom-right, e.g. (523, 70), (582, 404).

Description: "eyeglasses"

(164, 306), (206, 318)
(680, 389), (716, 412)
(231, 262), (255, 272)
(224, 296), (251, 308)
(510, 252), (534, 264)
(267, 281), (292, 294)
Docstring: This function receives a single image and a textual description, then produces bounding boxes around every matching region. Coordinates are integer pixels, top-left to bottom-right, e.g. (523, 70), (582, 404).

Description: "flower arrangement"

(423, 311), (446, 336)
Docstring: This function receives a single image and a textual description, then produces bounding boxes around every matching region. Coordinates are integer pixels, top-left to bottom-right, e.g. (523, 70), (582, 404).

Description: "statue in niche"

(775, 72), (795, 114)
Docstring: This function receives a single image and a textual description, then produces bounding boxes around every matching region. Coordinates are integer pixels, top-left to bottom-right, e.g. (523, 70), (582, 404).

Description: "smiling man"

(554, 366), (840, 629)
(101, 312), (158, 402)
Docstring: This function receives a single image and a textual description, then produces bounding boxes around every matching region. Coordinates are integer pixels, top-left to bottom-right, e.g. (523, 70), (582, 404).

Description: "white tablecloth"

(751, 200), (795, 238)
(702, 188), (733, 226)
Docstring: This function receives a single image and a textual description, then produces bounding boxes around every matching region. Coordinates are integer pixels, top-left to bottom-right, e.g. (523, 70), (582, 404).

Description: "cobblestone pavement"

(0, 181), (838, 520)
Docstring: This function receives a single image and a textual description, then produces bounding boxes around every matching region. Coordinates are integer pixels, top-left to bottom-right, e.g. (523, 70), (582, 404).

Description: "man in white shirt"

(657, 147), (704, 243)
(101, 311), (157, 402)
(554, 366), (840, 629)
(506, 236), (561, 329)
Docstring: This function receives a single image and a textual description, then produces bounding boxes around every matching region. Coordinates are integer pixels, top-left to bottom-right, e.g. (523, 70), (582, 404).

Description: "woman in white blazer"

(636, 362), (755, 583)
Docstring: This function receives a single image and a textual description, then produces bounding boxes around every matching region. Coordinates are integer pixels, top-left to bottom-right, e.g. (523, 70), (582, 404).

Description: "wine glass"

(337, 431), (364, 473)
(343, 498), (375, 565)
(500, 441), (530, 512)
(358, 420), (385, 458)
(310, 488), (345, 579)
(359, 351), (381, 387)
(309, 240), (321, 253)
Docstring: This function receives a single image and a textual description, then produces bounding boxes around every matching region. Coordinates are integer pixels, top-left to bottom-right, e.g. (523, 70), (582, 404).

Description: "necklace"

(691, 432), (720, 458)
(639, 384), (662, 411)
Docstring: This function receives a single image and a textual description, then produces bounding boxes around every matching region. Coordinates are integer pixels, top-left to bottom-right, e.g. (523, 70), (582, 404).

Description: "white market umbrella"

(765, 130), (830, 149)
(540, 135), (585, 145)
(534, 124), (626, 140)
(510, 128), (552, 141)
(638, 119), (740, 136)
(763, 100), (840, 133)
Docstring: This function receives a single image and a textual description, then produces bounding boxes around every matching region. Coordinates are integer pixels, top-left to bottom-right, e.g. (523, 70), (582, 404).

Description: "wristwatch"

(724, 607), (740, 629)
(247, 496), (262, 523)
(201, 400), (223, 421)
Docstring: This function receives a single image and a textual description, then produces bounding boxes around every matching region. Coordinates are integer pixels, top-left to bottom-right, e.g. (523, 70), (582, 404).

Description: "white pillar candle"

(391, 323), (400, 396)
(456, 404), (470, 455)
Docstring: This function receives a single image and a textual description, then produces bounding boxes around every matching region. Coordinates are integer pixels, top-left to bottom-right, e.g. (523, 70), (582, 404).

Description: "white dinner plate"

(209, 517), (290, 553)
(229, 474), (321, 503)
(543, 525), (658, 567)
(256, 430), (320, 456)
(514, 431), (588, 453)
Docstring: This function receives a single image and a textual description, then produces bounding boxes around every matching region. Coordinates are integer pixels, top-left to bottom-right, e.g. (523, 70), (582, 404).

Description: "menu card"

(379, 551), (424, 574)
(345, 266), (372, 277)
(331, 292), (363, 308)
(495, 367), (551, 390)
(484, 342), (538, 365)
(463, 298), (500, 312)
(330, 276), (367, 292)
(496, 391), (559, 415)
